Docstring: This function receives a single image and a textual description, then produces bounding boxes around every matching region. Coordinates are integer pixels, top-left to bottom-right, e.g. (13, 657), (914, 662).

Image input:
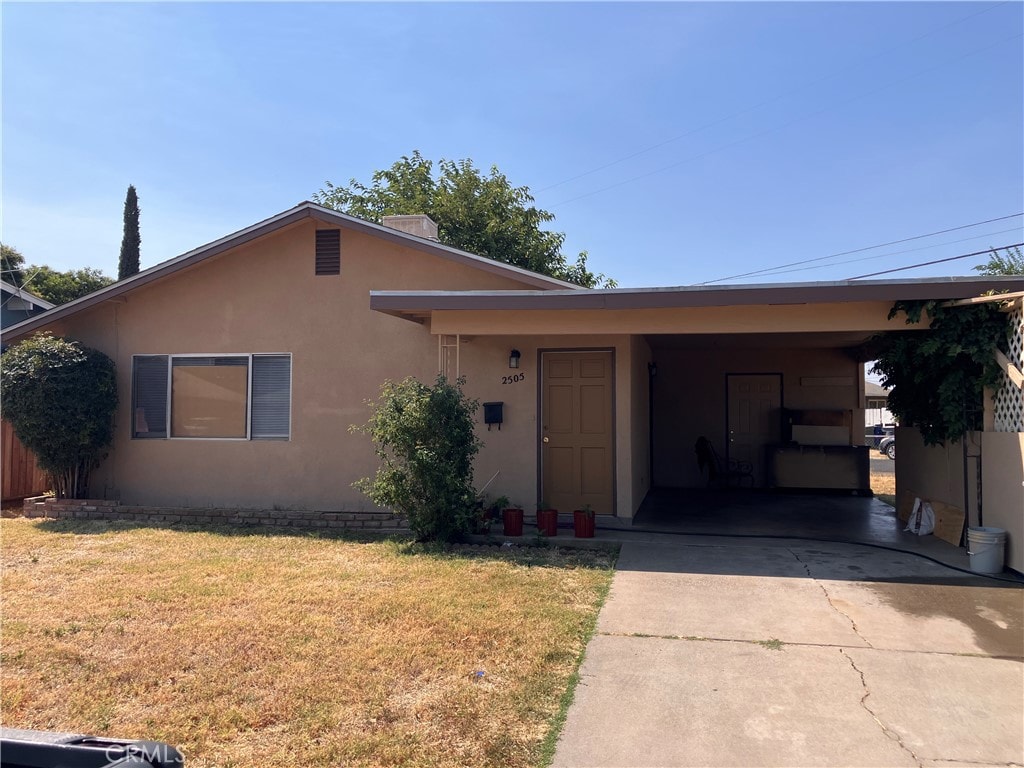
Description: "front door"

(727, 374), (781, 487)
(541, 351), (614, 515)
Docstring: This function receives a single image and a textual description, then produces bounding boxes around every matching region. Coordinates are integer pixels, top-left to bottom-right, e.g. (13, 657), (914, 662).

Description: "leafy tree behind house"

(975, 246), (1024, 276)
(871, 300), (1010, 445)
(353, 375), (482, 542)
(118, 184), (141, 279)
(1, 333), (118, 499)
(314, 151), (614, 288)
(2, 243), (26, 286)
(23, 265), (114, 305)
(2, 243), (112, 304)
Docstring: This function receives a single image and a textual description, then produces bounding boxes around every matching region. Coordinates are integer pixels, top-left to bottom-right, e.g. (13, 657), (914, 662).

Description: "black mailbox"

(483, 402), (504, 430)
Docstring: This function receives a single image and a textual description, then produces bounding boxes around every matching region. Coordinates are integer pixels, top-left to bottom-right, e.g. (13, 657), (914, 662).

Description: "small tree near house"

(353, 375), (482, 542)
(1, 333), (118, 498)
(118, 184), (141, 280)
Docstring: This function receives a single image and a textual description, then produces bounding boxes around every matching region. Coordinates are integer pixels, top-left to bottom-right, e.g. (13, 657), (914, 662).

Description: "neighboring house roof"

(0, 279), (55, 310)
(1, 202), (580, 341)
(370, 275), (1024, 319)
(864, 381), (889, 399)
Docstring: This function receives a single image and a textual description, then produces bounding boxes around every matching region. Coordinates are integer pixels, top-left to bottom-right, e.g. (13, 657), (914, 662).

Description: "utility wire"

(727, 227), (1022, 281)
(697, 213), (1024, 285)
(847, 243), (1024, 280)
(550, 31), (1023, 209)
(538, 2), (1009, 194)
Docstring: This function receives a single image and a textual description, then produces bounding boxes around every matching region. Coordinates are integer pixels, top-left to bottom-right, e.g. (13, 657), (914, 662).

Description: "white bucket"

(966, 526), (1007, 574)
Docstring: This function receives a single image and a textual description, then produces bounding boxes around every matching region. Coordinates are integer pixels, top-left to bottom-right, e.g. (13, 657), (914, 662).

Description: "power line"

(730, 227), (1022, 281)
(697, 213), (1024, 285)
(549, 31), (1023, 209)
(538, 2), (1009, 194)
(847, 243), (1024, 280)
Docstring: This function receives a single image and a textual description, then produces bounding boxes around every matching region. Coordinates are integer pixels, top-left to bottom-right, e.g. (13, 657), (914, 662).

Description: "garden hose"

(592, 523), (1024, 585)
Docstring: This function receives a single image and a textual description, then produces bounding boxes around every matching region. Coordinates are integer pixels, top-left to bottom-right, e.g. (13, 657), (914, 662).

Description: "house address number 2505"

(502, 373), (526, 384)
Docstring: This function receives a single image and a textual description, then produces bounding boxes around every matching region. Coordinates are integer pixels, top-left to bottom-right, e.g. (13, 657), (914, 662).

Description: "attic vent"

(315, 229), (341, 275)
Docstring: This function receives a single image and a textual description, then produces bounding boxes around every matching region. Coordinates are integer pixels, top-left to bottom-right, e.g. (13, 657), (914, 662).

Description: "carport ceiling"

(646, 331), (877, 349)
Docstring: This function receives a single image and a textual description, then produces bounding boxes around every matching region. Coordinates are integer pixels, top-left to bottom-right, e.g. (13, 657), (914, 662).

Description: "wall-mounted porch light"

(509, 349), (522, 369)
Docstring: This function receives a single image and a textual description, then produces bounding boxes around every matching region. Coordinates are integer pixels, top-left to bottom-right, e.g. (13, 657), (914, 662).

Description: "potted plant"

(536, 501), (559, 537)
(573, 504), (595, 538)
(472, 494), (509, 534)
(503, 503), (524, 537)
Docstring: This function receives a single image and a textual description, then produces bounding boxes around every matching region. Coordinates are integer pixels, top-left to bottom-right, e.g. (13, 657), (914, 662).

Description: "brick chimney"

(381, 215), (439, 241)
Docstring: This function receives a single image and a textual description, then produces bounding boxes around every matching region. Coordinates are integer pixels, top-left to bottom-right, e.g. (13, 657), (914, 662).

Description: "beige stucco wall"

(980, 431), (1024, 573)
(38, 221), (550, 511)
(454, 334), (645, 518)
(897, 427), (1022, 572)
(429, 301), (912, 336)
(895, 427), (981, 529)
(653, 346), (863, 487)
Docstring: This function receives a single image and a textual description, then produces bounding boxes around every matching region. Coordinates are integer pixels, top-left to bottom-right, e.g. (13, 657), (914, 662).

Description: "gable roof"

(1, 202), (580, 341)
(0, 279), (55, 310)
(864, 381), (889, 398)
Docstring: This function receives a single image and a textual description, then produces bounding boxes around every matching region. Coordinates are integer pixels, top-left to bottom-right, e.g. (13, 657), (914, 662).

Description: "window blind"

(251, 355), (291, 439)
(132, 355), (169, 438)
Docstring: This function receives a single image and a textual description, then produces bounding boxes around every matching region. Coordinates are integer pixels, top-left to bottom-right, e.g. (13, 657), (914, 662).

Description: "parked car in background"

(865, 424), (896, 450)
(878, 435), (896, 460)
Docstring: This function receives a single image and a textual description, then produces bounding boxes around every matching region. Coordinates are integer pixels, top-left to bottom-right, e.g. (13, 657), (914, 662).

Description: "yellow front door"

(541, 351), (614, 515)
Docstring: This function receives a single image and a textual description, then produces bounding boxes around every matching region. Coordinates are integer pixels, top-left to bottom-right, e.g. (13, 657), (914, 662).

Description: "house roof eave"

(369, 276), (1024, 318)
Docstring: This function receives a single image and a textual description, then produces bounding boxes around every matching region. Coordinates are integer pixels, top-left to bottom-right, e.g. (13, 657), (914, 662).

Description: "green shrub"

(871, 300), (1010, 445)
(1, 333), (118, 498)
(353, 375), (482, 542)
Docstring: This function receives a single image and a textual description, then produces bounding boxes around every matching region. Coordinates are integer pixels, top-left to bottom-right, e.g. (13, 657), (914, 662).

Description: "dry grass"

(872, 471), (896, 507)
(1, 519), (615, 767)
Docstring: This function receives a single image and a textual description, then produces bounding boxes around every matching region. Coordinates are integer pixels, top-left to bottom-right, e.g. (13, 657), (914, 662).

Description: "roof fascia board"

(369, 277), (1024, 314)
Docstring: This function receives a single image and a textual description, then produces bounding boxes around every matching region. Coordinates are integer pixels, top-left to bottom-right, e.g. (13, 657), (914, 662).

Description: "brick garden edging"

(21, 496), (409, 534)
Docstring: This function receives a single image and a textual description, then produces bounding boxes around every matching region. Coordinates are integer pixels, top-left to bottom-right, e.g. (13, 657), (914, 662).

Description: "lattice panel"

(993, 307), (1023, 432)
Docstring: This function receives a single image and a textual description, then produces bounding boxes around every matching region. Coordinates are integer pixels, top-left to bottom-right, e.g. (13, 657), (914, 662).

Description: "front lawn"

(1, 519), (615, 767)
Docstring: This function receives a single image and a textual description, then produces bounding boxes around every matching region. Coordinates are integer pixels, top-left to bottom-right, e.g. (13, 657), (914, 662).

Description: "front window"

(132, 354), (291, 440)
(171, 357), (249, 438)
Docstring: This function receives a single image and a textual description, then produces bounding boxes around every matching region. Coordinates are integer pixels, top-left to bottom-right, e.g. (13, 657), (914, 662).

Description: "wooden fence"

(2, 419), (49, 502)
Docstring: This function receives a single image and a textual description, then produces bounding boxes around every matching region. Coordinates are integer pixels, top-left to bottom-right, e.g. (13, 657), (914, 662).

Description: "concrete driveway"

(553, 537), (1024, 767)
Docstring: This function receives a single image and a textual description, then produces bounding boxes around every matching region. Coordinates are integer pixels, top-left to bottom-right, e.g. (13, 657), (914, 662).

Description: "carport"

(372, 275), (1023, 547)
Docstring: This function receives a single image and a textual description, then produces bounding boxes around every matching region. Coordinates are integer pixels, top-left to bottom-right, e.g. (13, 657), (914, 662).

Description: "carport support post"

(648, 361), (657, 486)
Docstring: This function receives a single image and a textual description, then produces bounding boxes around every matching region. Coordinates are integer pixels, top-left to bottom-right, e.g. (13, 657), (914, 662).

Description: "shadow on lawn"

(27, 518), (618, 569)
(31, 516), (405, 542)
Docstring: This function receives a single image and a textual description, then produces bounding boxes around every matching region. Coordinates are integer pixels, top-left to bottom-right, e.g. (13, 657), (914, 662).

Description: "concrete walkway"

(553, 537), (1024, 768)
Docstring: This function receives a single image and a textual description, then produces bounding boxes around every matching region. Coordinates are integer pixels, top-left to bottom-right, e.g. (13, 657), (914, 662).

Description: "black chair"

(694, 436), (754, 488)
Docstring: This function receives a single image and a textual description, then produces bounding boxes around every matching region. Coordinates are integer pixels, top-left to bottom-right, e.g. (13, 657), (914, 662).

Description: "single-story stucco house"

(3, 202), (1022, 536)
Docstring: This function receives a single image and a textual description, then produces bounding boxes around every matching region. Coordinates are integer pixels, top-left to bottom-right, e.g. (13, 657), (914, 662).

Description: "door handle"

(543, 436), (549, 443)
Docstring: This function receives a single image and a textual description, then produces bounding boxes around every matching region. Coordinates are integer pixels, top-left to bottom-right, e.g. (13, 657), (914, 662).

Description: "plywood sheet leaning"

(929, 500), (966, 546)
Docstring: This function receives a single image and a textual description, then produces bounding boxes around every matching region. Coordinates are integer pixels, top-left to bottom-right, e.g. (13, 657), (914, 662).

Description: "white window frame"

(131, 353), (292, 441)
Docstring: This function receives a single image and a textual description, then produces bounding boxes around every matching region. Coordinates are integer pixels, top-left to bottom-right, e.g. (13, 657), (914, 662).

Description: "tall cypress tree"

(118, 185), (141, 280)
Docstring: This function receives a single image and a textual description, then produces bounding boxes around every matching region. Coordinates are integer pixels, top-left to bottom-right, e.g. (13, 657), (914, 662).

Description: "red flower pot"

(573, 510), (595, 538)
(503, 508), (524, 537)
(536, 509), (559, 537)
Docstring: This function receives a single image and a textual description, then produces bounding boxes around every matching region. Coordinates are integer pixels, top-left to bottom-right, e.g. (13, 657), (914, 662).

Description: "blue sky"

(3, 2), (1022, 287)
